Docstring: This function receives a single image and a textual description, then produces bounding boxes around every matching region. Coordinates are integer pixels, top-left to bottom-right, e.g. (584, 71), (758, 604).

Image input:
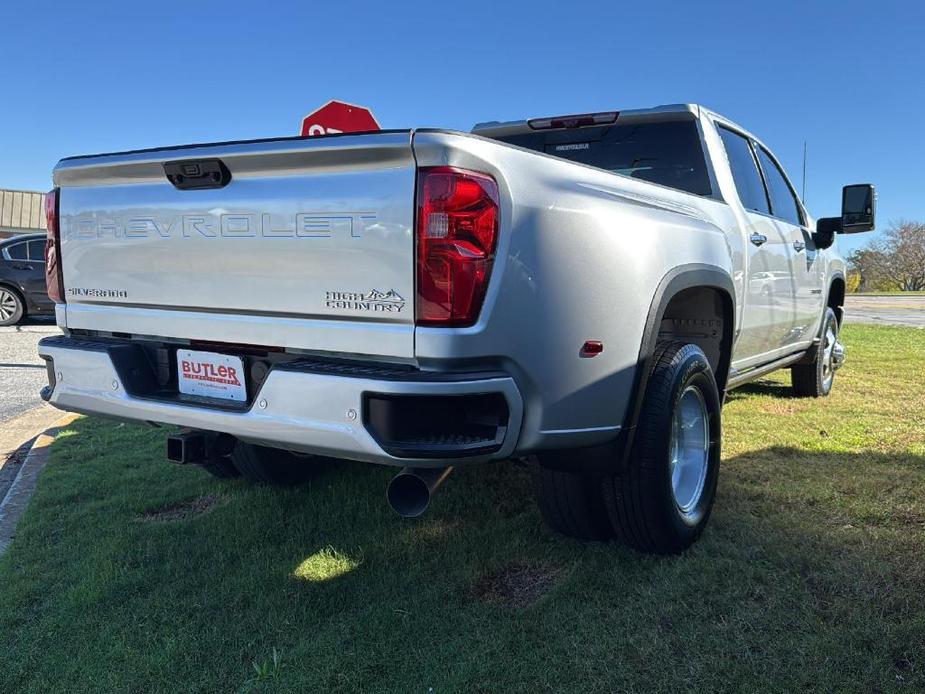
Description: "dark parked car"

(0, 233), (53, 326)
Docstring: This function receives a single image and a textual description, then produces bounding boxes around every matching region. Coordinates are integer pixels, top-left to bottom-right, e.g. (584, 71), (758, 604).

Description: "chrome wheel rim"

(0, 289), (16, 321)
(821, 324), (838, 391)
(670, 386), (710, 516)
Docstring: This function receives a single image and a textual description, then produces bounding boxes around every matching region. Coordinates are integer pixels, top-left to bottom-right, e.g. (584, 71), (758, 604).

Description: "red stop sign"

(300, 100), (381, 137)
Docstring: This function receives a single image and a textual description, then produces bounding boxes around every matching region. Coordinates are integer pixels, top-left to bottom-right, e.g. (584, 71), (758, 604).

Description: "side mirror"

(814, 183), (876, 249)
(840, 183), (876, 233)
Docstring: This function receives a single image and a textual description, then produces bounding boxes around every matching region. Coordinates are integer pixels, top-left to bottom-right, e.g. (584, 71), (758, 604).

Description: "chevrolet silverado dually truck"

(37, 104), (875, 554)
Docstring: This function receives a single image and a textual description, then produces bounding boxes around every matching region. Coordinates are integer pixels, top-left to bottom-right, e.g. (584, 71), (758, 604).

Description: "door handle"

(749, 233), (767, 247)
(793, 241), (806, 252)
(12, 264), (34, 271)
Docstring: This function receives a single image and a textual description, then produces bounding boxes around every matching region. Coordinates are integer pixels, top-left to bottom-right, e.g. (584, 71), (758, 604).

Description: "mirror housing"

(813, 183), (876, 248)
(813, 217), (839, 250)
(841, 183), (876, 233)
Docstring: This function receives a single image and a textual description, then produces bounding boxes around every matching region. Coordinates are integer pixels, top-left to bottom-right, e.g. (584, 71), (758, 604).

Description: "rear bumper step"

(38, 336), (522, 466)
(366, 393), (509, 459)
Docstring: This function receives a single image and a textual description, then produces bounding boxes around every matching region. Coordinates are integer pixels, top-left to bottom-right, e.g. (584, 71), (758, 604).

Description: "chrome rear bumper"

(38, 337), (522, 467)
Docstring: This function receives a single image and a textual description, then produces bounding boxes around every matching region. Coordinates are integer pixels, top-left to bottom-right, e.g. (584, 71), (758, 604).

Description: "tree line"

(847, 221), (925, 292)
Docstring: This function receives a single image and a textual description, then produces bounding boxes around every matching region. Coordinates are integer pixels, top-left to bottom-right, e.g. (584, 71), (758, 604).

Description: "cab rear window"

(495, 120), (712, 197)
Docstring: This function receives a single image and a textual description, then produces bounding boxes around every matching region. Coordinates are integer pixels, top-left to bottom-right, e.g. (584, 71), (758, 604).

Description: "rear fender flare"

(616, 264), (735, 465)
(535, 264), (735, 476)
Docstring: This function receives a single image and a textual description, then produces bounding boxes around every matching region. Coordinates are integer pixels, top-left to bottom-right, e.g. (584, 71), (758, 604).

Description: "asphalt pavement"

(0, 317), (59, 425)
(0, 317), (62, 500)
(844, 294), (925, 328)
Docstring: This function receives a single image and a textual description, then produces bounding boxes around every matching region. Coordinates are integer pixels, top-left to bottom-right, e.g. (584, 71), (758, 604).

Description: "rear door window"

(495, 120), (713, 197)
(717, 126), (770, 214)
(28, 240), (46, 262)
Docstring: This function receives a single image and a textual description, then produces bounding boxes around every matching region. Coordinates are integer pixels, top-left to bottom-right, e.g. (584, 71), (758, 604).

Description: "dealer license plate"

(176, 349), (247, 402)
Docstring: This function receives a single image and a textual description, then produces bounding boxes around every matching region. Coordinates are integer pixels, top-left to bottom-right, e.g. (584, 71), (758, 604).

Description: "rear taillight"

(416, 167), (499, 326)
(44, 188), (64, 303)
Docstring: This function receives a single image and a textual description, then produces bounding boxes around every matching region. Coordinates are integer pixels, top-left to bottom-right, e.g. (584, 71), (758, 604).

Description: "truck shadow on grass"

(726, 378), (798, 400)
(2, 416), (924, 692)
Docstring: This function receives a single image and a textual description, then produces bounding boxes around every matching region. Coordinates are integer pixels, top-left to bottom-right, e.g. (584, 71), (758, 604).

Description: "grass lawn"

(1, 325), (924, 693)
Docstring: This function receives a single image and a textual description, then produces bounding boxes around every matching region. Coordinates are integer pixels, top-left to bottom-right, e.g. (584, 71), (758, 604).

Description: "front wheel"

(601, 341), (722, 554)
(791, 307), (842, 397)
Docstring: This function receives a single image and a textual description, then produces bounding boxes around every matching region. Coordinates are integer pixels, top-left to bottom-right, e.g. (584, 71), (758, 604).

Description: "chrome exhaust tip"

(386, 467), (453, 518)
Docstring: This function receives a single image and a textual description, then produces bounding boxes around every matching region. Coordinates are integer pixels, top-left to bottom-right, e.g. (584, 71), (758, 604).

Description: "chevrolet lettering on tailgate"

(67, 212), (378, 239)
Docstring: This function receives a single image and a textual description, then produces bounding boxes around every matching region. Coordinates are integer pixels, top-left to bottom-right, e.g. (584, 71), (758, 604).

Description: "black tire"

(189, 433), (240, 479)
(532, 462), (614, 540)
(230, 441), (320, 485)
(791, 307), (840, 398)
(601, 341), (722, 554)
(200, 455), (241, 479)
(0, 287), (25, 326)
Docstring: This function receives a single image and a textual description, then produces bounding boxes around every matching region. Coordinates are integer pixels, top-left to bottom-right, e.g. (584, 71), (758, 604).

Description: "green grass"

(1, 325), (924, 693)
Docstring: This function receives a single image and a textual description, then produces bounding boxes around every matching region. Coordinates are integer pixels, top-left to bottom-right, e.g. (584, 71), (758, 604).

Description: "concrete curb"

(0, 405), (64, 461)
(0, 413), (80, 556)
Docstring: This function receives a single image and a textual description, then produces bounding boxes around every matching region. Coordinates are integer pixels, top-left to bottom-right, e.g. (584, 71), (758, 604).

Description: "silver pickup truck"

(38, 103), (875, 553)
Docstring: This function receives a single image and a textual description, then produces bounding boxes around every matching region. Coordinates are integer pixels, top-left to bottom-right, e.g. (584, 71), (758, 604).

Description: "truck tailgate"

(54, 132), (416, 359)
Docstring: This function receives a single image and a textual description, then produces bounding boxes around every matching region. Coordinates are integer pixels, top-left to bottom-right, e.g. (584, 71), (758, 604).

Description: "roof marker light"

(528, 112), (618, 130)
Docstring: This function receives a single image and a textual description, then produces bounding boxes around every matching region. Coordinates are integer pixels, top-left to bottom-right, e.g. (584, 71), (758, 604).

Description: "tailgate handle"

(164, 159), (231, 190)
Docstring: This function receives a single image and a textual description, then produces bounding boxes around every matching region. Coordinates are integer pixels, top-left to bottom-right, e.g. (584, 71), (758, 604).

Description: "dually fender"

(616, 264), (735, 453)
(643, 264), (735, 380)
(537, 264), (735, 475)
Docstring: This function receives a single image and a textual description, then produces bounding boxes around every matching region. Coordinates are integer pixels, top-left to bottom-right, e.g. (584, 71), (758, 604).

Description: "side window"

(756, 147), (803, 226)
(28, 240), (46, 262)
(717, 126), (770, 214)
(6, 242), (28, 260)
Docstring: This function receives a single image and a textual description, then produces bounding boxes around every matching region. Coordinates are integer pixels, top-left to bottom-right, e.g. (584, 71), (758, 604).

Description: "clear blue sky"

(1, 0), (920, 254)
